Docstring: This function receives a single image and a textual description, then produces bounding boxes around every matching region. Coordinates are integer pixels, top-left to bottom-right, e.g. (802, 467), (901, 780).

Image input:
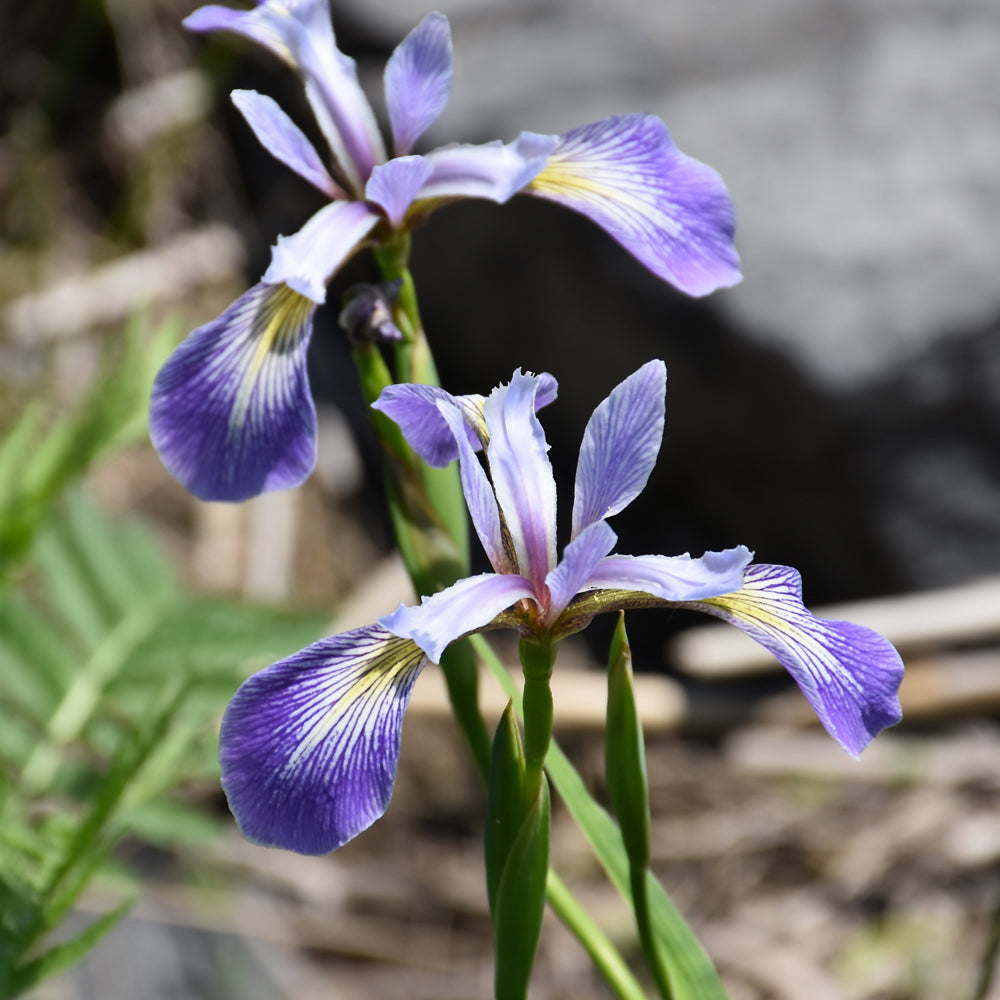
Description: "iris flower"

(150, 2), (742, 501)
(220, 361), (904, 855)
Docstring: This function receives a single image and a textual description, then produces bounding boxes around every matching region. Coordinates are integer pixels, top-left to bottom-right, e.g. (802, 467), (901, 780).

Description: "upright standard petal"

(384, 12), (453, 156)
(585, 546), (751, 602)
(527, 115), (741, 296)
(150, 282), (317, 502)
(263, 199), (380, 302)
(415, 133), (558, 204)
(219, 625), (426, 854)
(483, 372), (559, 590)
(546, 520), (618, 620)
(231, 89), (343, 198)
(687, 564), (904, 757)
(186, 0), (385, 191)
(380, 573), (535, 663)
(572, 360), (666, 538)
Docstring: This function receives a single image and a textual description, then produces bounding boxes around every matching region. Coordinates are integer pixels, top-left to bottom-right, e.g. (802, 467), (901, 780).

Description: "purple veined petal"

(585, 546), (752, 601)
(527, 114), (742, 297)
(186, 0), (385, 193)
(546, 520), (617, 620)
(373, 383), (481, 465)
(365, 155), (434, 228)
(372, 372), (558, 467)
(483, 371), (559, 591)
(384, 12), (453, 156)
(231, 89), (343, 198)
(572, 360), (666, 539)
(415, 132), (558, 204)
(149, 282), (317, 502)
(263, 199), (380, 302)
(219, 624), (426, 854)
(436, 400), (509, 574)
(688, 564), (904, 757)
(380, 573), (535, 663)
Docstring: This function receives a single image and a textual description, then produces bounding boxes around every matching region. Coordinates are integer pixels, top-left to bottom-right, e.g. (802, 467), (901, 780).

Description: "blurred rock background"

(2, 1), (1000, 998)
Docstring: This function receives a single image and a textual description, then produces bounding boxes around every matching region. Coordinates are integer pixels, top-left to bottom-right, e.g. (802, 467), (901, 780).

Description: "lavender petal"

(688, 564), (905, 756)
(380, 573), (534, 663)
(585, 546), (752, 601)
(384, 12), (453, 156)
(572, 360), (666, 538)
(527, 114), (742, 296)
(231, 89), (342, 198)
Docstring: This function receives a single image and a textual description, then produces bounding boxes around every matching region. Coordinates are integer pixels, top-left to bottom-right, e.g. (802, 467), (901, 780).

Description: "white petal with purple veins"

(263, 199), (380, 302)
(231, 89), (342, 198)
(572, 360), (666, 538)
(384, 12), (453, 156)
(528, 114), (741, 297)
(149, 282), (317, 502)
(586, 547), (752, 601)
(219, 624), (426, 854)
(380, 573), (534, 662)
(688, 564), (904, 757)
(483, 372), (559, 590)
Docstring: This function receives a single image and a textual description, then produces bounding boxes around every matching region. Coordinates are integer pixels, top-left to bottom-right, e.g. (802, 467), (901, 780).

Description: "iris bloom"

(150, 2), (742, 501)
(220, 361), (904, 855)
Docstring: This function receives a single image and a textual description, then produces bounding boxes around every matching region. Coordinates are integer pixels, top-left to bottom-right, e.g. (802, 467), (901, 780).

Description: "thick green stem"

(519, 638), (555, 798)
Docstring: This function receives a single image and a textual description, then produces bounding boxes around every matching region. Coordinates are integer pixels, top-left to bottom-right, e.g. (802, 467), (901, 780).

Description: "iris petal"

(231, 89), (342, 198)
(384, 12), (453, 156)
(263, 199), (380, 302)
(586, 547), (751, 601)
(528, 114), (741, 296)
(484, 371), (559, 590)
(437, 400), (508, 574)
(186, 0), (384, 192)
(219, 624), (426, 854)
(415, 133), (558, 204)
(380, 573), (534, 663)
(365, 156), (434, 228)
(572, 360), (666, 538)
(546, 520), (617, 619)
(689, 564), (904, 757)
(150, 282), (317, 502)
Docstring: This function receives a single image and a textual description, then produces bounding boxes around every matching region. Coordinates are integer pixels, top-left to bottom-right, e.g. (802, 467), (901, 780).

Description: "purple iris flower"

(219, 361), (904, 855)
(150, 2), (742, 502)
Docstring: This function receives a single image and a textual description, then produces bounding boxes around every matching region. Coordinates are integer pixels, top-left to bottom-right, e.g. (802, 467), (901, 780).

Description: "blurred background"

(2, 0), (1000, 997)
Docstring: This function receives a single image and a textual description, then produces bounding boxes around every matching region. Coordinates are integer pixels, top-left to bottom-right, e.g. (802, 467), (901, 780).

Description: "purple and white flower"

(150, 2), (742, 501)
(219, 362), (904, 854)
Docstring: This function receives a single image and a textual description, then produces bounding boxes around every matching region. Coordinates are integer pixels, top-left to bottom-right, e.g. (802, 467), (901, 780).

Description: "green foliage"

(473, 632), (732, 1000)
(0, 316), (173, 579)
(0, 489), (325, 998)
(486, 704), (551, 1000)
(0, 328), (326, 997)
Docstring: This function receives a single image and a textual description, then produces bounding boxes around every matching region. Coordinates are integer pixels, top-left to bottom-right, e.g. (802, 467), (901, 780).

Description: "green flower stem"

(519, 638), (555, 798)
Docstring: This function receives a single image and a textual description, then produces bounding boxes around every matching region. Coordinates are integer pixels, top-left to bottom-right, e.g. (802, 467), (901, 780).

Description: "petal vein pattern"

(150, 282), (317, 501)
(220, 625), (426, 855)
(688, 564), (904, 757)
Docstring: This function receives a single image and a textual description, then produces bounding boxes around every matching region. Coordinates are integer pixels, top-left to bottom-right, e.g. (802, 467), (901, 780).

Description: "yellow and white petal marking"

(687, 564), (903, 756)
(220, 624), (427, 854)
(527, 114), (740, 296)
(149, 281), (318, 502)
